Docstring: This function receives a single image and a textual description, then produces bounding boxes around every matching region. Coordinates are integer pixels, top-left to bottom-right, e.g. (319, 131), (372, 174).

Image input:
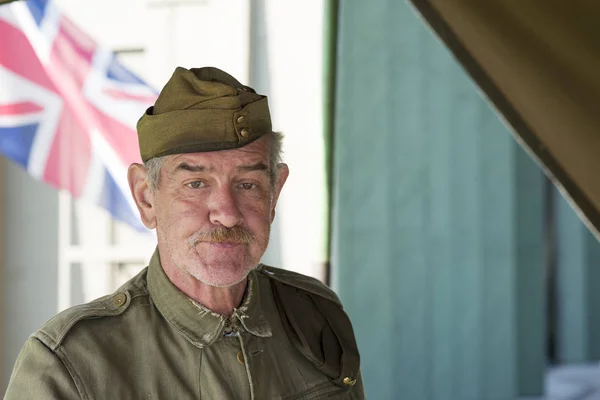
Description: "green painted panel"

(331, 1), (546, 398)
(555, 188), (600, 363)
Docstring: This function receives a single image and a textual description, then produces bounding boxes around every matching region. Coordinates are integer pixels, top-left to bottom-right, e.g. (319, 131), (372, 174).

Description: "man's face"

(146, 136), (287, 287)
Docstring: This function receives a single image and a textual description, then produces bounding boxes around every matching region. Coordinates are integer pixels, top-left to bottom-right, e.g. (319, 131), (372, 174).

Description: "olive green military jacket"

(5, 251), (364, 399)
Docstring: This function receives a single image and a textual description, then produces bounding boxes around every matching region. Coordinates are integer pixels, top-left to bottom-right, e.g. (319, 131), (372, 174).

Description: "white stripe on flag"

(11, 1), (60, 65)
(0, 3), (20, 29)
(89, 128), (139, 218)
(38, 1), (61, 52)
(0, 112), (45, 127)
(84, 48), (153, 130)
(0, 66), (63, 180)
(80, 141), (105, 205)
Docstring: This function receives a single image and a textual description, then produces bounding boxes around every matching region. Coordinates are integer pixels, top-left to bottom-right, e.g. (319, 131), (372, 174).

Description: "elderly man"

(5, 67), (364, 399)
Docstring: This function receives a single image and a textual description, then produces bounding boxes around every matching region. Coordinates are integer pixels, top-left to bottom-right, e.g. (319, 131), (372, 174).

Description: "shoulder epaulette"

(36, 269), (148, 350)
(257, 264), (341, 305)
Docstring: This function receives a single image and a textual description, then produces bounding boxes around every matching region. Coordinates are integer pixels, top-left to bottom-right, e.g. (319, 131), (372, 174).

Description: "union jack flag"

(0, 0), (157, 231)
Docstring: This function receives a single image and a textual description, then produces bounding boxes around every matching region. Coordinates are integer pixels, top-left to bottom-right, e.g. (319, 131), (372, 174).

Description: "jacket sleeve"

(352, 371), (366, 399)
(4, 337), (82, 399)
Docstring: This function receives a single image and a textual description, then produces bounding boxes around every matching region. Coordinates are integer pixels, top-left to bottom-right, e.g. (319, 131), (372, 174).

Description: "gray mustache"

(189, 226), (254, 246)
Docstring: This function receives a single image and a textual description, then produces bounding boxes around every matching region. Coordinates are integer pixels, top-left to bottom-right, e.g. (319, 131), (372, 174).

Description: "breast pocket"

(283, 380), (358, 400)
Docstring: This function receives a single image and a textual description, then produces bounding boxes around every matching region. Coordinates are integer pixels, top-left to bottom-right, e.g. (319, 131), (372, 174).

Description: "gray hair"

(144, 131), (284, 191)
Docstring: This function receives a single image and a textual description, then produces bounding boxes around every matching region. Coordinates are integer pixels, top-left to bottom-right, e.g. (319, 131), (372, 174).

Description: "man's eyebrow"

(174, 162), (207, 173)
(236, 162), (269, 173)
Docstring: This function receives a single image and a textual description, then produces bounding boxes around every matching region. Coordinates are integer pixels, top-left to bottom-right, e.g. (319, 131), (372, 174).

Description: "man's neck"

(162, 263), (247, 317)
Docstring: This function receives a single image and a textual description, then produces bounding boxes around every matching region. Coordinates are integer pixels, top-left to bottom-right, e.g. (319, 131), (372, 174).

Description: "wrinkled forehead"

(163, 136), (271, 174)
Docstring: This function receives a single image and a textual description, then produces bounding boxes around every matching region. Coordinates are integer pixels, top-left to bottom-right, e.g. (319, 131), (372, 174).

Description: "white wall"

(258, 0), (326, 279)
(54, 0), (250, 88)
(1, 160), (60, 391)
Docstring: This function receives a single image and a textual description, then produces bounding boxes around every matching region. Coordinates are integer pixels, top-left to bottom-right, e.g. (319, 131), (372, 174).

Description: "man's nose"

(208, 185), (243, 228)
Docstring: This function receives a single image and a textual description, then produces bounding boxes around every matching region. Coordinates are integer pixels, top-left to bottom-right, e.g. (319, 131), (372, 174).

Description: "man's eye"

(186, 181), (205, 189)
(239, 183), (257, 190)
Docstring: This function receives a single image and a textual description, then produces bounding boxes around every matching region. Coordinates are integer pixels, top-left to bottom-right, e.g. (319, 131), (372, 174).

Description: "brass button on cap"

(236, 115), (245, 124)
(343, 377), (357, 387)
(113, 293), (127, 307)
(240, 128), (249, 137)
(236, 351), (245, 364)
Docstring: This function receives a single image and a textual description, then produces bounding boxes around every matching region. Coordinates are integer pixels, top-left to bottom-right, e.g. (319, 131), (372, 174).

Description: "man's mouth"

(207, 241), (242, 248)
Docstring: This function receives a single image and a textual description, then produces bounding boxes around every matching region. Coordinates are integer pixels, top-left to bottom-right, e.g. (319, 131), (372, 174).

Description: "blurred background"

(1, 0), (600, 399)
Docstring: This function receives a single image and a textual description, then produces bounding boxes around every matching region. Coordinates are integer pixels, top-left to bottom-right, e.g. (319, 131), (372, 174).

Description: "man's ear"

(270, 163), (289, 222)
(127, 163), (157, 229)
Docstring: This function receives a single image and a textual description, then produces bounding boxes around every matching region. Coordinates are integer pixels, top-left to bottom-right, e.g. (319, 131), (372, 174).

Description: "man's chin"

(200, 275), (249, 288)
(185, 264), (254, 288)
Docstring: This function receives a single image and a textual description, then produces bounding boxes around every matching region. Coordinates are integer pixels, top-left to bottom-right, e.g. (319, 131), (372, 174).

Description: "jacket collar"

(147, 249), (272, 347)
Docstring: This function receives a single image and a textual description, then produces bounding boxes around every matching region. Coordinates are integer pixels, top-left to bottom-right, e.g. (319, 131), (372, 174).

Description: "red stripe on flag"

(52, 17), (95, 94)
(51, 16), (141, 166)
(59, 14), (97, 55)
(43, 16), (96, 196)
(103, 88), (157, 104)
(0, 101), (44, 115)
(43, 109), (91, 198)
(0, 20), (56, 92)
(91, 107), (142, 164)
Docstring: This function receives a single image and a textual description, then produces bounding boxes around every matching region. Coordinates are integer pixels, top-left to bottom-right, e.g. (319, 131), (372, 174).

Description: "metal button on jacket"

(343, 377), (357, 387)
(113, 293), (126, 307)
(237, 351), (245, 365)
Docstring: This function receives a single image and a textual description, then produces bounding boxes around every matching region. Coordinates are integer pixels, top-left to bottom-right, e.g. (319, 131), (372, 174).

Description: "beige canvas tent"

(409, 0), (600, 236)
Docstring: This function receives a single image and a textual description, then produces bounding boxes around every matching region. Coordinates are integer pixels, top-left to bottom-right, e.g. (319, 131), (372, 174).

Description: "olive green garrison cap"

(137, 66), (272, 162)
